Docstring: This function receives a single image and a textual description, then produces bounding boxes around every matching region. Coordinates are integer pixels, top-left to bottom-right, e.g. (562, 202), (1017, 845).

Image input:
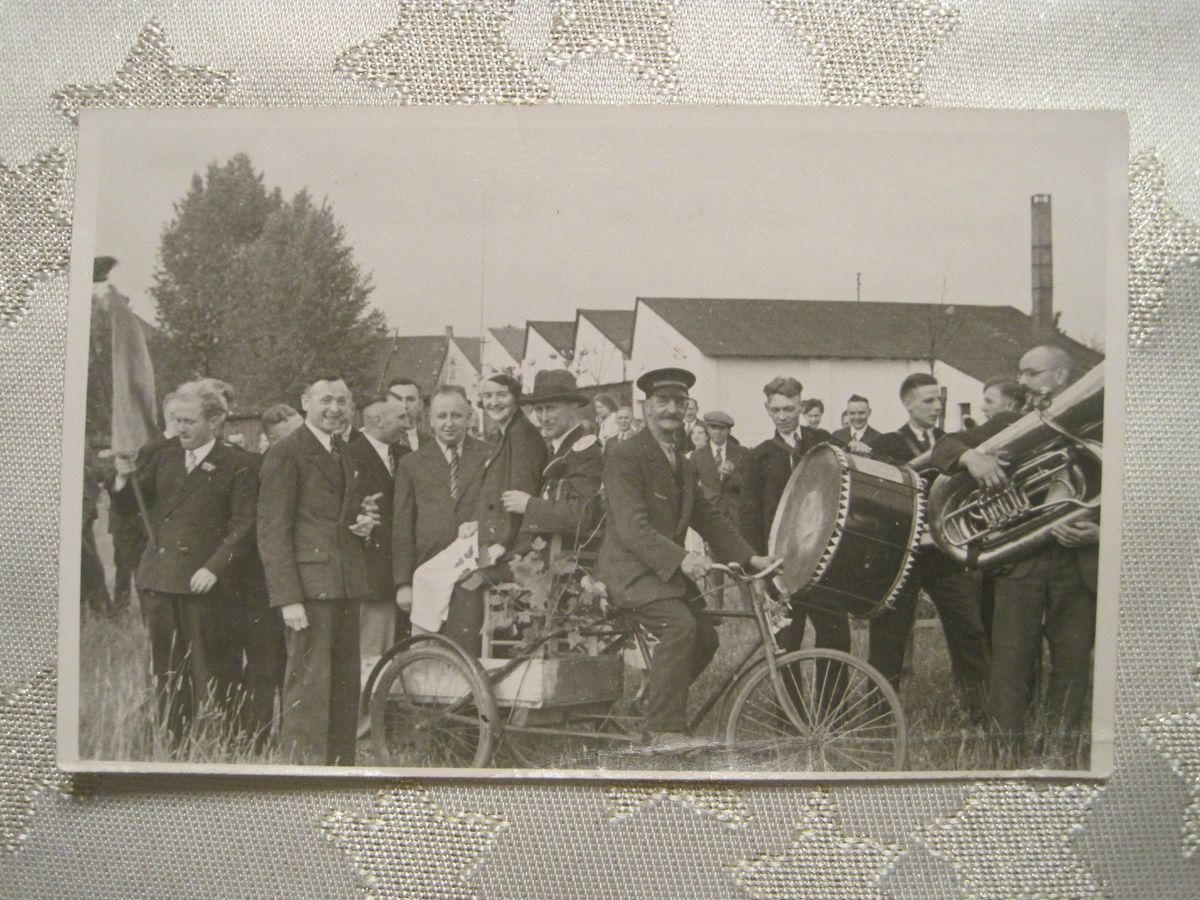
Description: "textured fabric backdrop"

(1, 2), (1197, 896)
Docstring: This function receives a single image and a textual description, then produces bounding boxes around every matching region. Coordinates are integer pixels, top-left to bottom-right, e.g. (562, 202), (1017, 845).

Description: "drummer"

(597, 367), (775, 750)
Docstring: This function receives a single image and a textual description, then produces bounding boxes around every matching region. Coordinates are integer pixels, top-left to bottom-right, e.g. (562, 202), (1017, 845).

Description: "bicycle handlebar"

(708, 558), (783, 582)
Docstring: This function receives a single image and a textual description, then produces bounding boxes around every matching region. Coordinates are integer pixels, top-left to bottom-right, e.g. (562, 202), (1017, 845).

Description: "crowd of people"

(86, 342), (1099, 769)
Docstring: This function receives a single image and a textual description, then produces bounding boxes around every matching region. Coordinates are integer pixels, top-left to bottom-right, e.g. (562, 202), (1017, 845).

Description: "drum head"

(769, 445), (845, 594)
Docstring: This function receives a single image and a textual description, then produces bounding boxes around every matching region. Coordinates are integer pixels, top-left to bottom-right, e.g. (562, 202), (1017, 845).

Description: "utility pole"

(856, 271), (861, 302)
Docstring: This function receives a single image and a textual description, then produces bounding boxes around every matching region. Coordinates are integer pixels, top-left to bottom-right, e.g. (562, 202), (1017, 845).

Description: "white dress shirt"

(305, 420), (334, 452)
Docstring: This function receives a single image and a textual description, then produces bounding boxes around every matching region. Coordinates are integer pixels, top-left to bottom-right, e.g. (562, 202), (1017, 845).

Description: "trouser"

(868, 551), (990, 716)
(989, 548), (1095, 757)
(240, 604), (286, 748)
(441, 585), (487, 657)
(280, 598), (360, 766)
(359, 598), (398, 662)
(142, 589), (241, 746)
(111, 532), (145, 609)
(80, 520), (111, 613)
(776, 595), (852, 718)
(623, 596), (719, 736)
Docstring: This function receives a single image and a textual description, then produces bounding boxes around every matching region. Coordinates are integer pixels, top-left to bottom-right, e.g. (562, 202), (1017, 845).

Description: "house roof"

(527, 320), (576, 356)
(578, 309), (635, 355)
(488, 326), (526, 362)
(639, 297), (1103, 383)
(452, 336), (481, 370)
(370, 334), (449, 396)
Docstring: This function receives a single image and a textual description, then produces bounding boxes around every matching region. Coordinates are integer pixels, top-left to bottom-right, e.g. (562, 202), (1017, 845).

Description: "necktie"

(715, 446), (723, 469)
(388, 442), (402, 475)
(185, 450), (197, 473)
(448, 444), (460, 499)
(329, 436), (342, 459)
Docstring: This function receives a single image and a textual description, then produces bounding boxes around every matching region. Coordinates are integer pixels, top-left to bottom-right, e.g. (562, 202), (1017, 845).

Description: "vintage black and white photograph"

(58, 106), (1126, 779)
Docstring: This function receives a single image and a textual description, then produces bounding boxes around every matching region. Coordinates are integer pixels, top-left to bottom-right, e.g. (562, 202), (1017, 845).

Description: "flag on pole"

(110, 294), (158, 454)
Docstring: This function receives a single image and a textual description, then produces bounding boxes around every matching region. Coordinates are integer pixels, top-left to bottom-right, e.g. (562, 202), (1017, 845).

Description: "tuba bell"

(926, 362), (1104, 570)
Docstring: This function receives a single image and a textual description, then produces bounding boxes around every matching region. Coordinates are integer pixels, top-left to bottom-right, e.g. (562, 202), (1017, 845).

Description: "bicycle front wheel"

(722, 648), (906, 772)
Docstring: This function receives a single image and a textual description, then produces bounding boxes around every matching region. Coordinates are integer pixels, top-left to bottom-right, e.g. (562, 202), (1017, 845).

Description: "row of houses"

(369, 297), (1102, 444)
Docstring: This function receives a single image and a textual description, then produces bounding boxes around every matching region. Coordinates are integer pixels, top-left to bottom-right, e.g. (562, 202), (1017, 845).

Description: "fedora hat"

(526, 369), (588, 405)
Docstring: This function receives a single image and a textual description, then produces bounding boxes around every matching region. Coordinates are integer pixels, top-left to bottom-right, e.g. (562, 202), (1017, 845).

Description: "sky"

(86, 107), (1124, 350)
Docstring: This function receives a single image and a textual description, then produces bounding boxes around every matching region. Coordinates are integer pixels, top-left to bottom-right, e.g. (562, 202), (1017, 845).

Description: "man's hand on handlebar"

(681, 551), (714, 581)
(749, 555), (781, 573)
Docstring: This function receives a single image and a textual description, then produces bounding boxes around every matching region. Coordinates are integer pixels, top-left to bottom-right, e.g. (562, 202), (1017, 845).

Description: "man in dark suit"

(392, 385), (489, 655)
(388, 377), (433, 452)
(689, 410), (747, 526)
(258, 374), (373, 765)
(930, 346), (1099, 762)
(502, 369), (604, 554)
(868, 372), (990, 716)
(599, 368), (771, 746)
(349, 394), (411, 667)
(112, 380), (257, 744)
(739, 376), (850, 659)
(830, 394), (882, 453)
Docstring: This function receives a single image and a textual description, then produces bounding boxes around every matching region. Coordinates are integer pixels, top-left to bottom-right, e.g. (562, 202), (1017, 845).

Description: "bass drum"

(769, 444), (924, 620)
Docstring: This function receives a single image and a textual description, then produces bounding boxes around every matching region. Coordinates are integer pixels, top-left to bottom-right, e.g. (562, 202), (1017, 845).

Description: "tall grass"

(79, 607), (284, 764)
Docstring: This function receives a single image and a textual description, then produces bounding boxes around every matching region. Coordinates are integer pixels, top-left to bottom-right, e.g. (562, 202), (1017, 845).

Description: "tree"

(149, 154), (384, 409)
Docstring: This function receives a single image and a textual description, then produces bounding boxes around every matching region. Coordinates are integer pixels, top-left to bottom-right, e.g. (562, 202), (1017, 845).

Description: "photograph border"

(57, 105), (1128, 782)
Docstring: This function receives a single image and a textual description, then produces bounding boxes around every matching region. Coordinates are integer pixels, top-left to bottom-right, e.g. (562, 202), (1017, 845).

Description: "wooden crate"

(482, 656), (623, 709)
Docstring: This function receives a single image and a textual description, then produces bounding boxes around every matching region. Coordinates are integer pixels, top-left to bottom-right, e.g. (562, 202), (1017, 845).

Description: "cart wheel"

(722, 649), (906, 772)
(370, 642), (499, 768)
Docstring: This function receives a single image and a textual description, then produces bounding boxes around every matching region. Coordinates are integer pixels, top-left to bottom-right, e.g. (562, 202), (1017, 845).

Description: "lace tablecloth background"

(1, 2), (1197, 896)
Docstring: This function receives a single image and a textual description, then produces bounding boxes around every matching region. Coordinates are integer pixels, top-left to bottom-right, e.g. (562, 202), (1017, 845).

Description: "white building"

(571, 309), (634, 389)
(438, 332), (482, 407)
(482, 326), (524, 377)
(629, 297), (1102, 446)
(520, 320), (575, 392)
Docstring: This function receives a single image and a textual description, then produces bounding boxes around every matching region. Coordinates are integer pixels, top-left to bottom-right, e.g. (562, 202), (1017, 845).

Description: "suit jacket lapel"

(300, 425), (343, 487)
(676, 453), (694, 537)
(453, 437), (487, 507)
(156, 445), (195, 518)
(636, 429), (683, 511)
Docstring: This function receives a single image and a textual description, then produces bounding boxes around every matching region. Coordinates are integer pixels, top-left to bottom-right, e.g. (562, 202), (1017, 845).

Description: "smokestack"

(1031, 194), (1054, 342)
(445, 324), (454, 338)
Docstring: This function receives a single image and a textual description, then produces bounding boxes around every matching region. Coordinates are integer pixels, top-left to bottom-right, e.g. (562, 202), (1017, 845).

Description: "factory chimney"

(1031, 194), (1055, 342)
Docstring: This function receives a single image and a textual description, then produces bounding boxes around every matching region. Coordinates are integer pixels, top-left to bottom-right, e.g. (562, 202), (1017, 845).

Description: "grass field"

(81, 507), (1087, 771)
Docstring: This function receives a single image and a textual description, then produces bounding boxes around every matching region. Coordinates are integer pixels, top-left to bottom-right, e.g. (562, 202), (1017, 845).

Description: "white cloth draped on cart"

(410, 530), (505, 633)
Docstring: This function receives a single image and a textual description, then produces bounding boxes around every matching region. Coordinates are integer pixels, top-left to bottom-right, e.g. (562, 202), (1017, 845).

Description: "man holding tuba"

(930, 345), (1100, 766)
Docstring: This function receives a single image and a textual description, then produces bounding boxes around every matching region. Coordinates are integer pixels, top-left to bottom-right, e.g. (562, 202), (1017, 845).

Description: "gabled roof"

(578, 309), (635, 356)
(452, 336), (481, 370)
(639, 297), (1103, 383)
(371, 334), (449, 396)
(488, 326), (526, 362)
(527, 320), (576, 356)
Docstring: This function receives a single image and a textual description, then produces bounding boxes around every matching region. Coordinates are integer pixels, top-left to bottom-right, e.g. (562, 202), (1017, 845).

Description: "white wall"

(438, 340), (480, 408)
(481, 333), (520, 378)
(571, 315), (628, 387)
(520, 328), (570, 392)
(629, 304), (985, 445)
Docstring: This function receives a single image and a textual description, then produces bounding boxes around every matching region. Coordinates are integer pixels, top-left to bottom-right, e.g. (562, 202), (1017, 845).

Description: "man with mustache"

(598, 367), (772, 748)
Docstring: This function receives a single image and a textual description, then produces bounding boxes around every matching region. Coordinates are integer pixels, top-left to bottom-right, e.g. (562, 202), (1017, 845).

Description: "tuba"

(926, 362), (1104, 570)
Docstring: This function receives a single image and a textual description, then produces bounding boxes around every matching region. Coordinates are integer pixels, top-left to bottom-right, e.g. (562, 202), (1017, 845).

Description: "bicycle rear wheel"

(369, 643), (499, 768)
(722, 648), (906, 772)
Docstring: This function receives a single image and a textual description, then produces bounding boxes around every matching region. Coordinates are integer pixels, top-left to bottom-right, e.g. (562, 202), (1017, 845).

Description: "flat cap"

(702, 410), (734, 428)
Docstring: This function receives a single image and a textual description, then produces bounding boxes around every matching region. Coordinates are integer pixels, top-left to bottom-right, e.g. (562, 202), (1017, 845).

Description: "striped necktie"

(448, 444), (460, 499)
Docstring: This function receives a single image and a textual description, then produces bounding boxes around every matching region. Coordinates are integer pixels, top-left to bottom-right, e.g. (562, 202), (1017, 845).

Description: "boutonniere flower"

(200, 461), (215, 473)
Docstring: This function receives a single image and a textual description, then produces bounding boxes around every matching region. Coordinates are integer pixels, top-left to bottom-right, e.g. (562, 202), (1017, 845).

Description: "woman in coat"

(475, 373), (548, 559)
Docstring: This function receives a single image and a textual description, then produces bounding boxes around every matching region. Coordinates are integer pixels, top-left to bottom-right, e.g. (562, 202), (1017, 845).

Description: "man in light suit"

(599, 368), (772, 746)
(112, 380), (257, 745)
(392, 385), (489, 654)
(830, 394), (882, 453)
(258, 374), (373, 765)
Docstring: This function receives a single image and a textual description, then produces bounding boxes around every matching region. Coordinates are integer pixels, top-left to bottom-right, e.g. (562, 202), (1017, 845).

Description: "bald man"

(931, 345), (1100, 767)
